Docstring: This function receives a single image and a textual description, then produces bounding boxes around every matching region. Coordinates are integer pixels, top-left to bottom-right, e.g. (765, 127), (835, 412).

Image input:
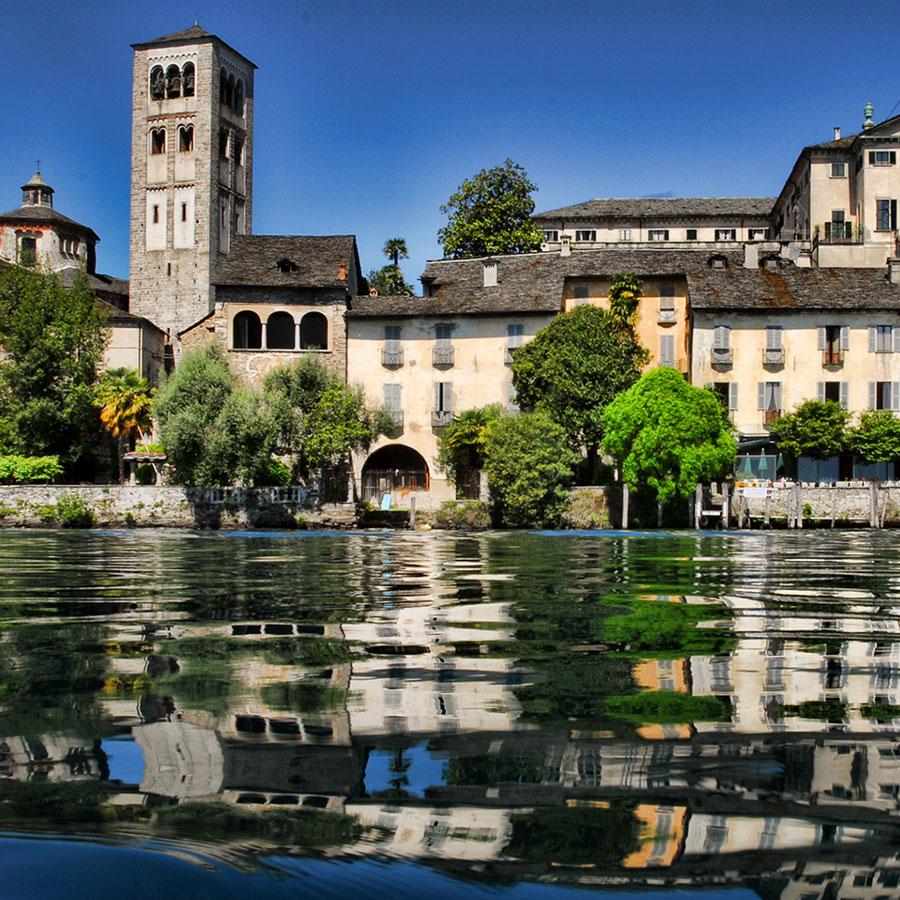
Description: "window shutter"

(892, 152), (897, 165)
(766, 326), (782, 350)
(713, 325), (727, 350)
(839, 382), (848, 410)
(869, 327), (877, 352)
(893, 326), (900, 352)
(774, 383), (782, 410)
(729, 382), (738, 411)
(757, 382), (765, 410)
(660, 334), (674, 367)
(869, 151), (875, 164)
(817, 327), (826, 351)
(817, 382), (825, 402)
(893, 383), (900, 412)
(841, 326), (850, 350)
(869, 382), (877, 409)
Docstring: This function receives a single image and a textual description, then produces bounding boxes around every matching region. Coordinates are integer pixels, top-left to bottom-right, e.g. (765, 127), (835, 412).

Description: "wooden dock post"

(409, 495), (417, 529)
(621, 483), (629, 530)
(764, 492), (771, 528)
(722, 482), (730, 529)
(870, 481), (878, 528)
(694, 484), (702, 530)
(796, 483), (803, 529)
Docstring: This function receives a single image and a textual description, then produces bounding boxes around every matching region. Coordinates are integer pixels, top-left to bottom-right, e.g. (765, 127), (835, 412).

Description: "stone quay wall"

(0, 485), (356, 530)
(732, 482), (900, 526)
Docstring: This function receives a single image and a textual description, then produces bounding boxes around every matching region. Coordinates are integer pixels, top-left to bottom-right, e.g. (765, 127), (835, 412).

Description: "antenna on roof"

(35, 159), (41, 173)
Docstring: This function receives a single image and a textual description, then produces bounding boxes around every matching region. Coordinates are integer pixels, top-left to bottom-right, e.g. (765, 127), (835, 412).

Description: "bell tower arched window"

(178, 125), (194, 153)
(234, 79), (244, 115)
(182, 62), (195, 97)
(150, 128), (166, 155)
(149, 66), (165, 100)
(165, 64), (181, 99)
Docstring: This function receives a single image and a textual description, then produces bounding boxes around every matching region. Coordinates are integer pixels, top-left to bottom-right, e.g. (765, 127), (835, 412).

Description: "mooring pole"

(694, 484), (702, 530)
(409, 495), (416, 529)
(722, 482), (730, 530)
(622, 483), (629, 530)
(870, 481), (878, 528)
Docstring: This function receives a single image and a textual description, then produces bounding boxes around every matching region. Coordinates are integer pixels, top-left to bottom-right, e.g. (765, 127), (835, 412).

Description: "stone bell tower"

(128, 24), (255, 345)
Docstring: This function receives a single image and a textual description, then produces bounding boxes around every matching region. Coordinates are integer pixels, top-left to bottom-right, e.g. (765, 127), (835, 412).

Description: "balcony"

(814, 221), (863, 246)
(432, 346), (455, 369)
(764, 408), (781, 426)
(432, 410), (453, 429)
(763, 348), (784, 367)
(382, 347), (403, 369)
(711, 347), (733, 367)
(658, 309), (676, 324)
(823, 348), (844, 366)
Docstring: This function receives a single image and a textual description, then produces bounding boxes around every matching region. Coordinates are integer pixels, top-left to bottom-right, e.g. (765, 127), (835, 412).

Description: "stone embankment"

(0, 485), (356, 529)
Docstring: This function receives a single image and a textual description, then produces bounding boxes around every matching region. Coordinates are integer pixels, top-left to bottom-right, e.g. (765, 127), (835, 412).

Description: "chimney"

(338, 262), (347, 281)
(862, 102), (875, 130)
(889, 258), (900, 285)
(833, 126), (841, 141)
(560, 235), (572, 257)
(743, 243), (759, 269)
(482, 259), (498, 287)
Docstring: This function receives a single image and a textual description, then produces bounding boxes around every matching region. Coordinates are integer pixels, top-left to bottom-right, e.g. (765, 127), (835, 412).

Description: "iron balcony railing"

(823, 348), (844, 366)
(432, 410), (453, 428)
(815, 221), (863, 245)
(764, 408), (781, 426)
(711, 347), (733, 366)
(432, 346), (455, 368)
(382, 347), (403, 368)
(763, 348), (784, 366)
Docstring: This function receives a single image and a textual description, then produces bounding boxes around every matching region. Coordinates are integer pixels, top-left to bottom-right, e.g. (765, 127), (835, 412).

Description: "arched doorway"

(361, 445), (429, 505)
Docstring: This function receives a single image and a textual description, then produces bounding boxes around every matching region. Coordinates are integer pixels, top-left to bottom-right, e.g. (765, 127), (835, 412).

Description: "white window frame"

(574, 229), (596, 242)
(648, 229), (669, 242)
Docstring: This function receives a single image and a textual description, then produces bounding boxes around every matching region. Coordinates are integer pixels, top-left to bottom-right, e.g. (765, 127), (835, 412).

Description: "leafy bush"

(256, 457), (291, 486)
(561, 487), (611, 529)
(847, 409), (900, 463)
(604, 691), (731, 723)
(434, 500), (490, 529)
(0, 455), (63, 484)
(770, 399), (849, 459)
(54, 494), (95, 528)
(135, 464), (156, 485)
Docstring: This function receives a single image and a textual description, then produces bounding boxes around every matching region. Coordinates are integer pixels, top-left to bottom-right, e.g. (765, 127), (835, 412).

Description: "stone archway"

(361, 445), (429, 505)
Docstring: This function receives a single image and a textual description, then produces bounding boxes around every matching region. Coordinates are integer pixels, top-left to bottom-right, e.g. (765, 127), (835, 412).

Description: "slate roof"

(534, 197), (775, 220)
(348, 248), (744, 318)
(58, 267), (129, 302)
(687, 265), (900, 311)
(213, 235), (361, 289)
(0, 204), (99, 241)
(132, 24), (257, 67)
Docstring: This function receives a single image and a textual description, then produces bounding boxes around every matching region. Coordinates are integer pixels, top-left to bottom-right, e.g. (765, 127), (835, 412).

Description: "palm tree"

(383, 238), (408, 267)
(93, 368), (154, 483)
(608, 274), (643, 326)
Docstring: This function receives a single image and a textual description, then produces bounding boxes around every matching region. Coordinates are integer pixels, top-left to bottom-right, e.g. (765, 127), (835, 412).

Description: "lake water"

(0, 528), (898, 898)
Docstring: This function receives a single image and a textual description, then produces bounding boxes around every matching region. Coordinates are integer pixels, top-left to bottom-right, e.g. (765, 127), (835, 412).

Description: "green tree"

(438, 159), (544, 258)
(264, 357), (386, 481)
(847, 409), (900, 463)
(436, 404), (504, 483)
(383, 238), (408, 267)
(601, 367), (737, 504)
(511, 305), (649, 469)
(770, 399), (849, 460)
(483, 410), (579, 527)
(93, 368), (154, 483)
(608, 274), (643, 325)
(0, 266), (107, 475)
(366, 264), (415, 296)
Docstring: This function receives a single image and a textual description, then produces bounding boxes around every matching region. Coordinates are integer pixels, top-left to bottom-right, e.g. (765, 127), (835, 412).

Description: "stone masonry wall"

(0, 485), (356, 530)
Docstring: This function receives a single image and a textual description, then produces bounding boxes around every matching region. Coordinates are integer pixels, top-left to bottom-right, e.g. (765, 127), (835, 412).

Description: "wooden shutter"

(660, 334), (675, 367)
(817, 327), (826, 351)
(713, 325), (729, 350)
(893, 326), (900, 352)
(869, 327), (877, 352)
(893, 383), (900, 412)
(774, 383), (782, 410)
(766, 326), (782, 349)
(817, 382), (825, 402)
(728, 382), (738, 411)
(840, 326), (850, 350)
(384, 383), (401, 411)
(839, 382), (848, 410)
(869, 382), (877, 409)
(757, 382), (766, 410)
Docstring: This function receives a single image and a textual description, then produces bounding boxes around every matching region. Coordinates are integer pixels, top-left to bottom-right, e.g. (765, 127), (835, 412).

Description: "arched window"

(233, 134), (244, 166)
(150, 128), (166, 155)
(234, 79), (244, 115)
(266, 312), (295, 350)
(233, 311), (262, 349)
(300, 312), (328, 350)
(149, 66), (165, 100)
(219, 128), (229, 159)
(181, 62), (195, 97)
(165, 64), (181, 99)
(220, 68), (228, 104)
(178, 125), (194, 152)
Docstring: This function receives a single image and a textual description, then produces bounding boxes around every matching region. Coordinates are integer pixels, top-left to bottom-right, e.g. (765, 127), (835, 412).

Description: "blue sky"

(4, 0), (900, 285)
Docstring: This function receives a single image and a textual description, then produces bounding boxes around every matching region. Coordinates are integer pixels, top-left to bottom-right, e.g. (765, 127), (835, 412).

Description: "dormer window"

(276, 258), (298, 273)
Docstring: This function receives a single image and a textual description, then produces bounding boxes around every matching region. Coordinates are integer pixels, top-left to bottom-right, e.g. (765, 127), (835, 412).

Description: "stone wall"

(0, 485), (356, 530)
(732, 482), (900, 526)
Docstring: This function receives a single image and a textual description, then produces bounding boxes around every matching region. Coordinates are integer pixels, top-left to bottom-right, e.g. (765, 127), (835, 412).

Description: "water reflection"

(0, 530), (899, 896)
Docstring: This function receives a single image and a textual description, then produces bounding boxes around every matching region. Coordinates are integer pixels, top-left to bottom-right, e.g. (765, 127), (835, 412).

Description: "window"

(819, 324), (848, 364)
(758, 381), (782, 421)
(619, 228), (632, 241)
(542, 229), (558, 242)
(219, 128), (230, 160)
(649, 229), (669, 241)
(234, 135), (244, 167)
(233, 311), (262, 349)
(870, 381), (900, 411)
(506, 323), (524, 365)
(869, 150), (897, 166)
(178, 125), (194, 152)
(266, 311), (295, 350)
(869, 325), (895, 353)
(18, 236), (36, 267)
(383, 325), (402, 367)
(434, 382), (453, 426)
(149, 65), (165, 100)
(434, 323), (454, 367)
(182, 62), (195, 97)
(152, 205), (159, 224)
(571, 284), (589, 300)
(575, 229), (596, 242)
(749, 227), (769, 240)
(180, 203), (187, 223)
(299, 312), (328, 350)
(831, 162), (845, 177)
(713, 325), (731, 352)
(715, 228), (737, 241)
(685, 228), (698, 241)
(383, 384), (402, 429)
(876, 199), (897, 232)
(818, 381), (848, 409)
(150, 128), (166, 154)
(765, 326), (784, 364)
(234, 79), (244, 115)
(165, 64), (181, 99)
(659, 334), (675, 367)
(659, 285), (676, 322)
